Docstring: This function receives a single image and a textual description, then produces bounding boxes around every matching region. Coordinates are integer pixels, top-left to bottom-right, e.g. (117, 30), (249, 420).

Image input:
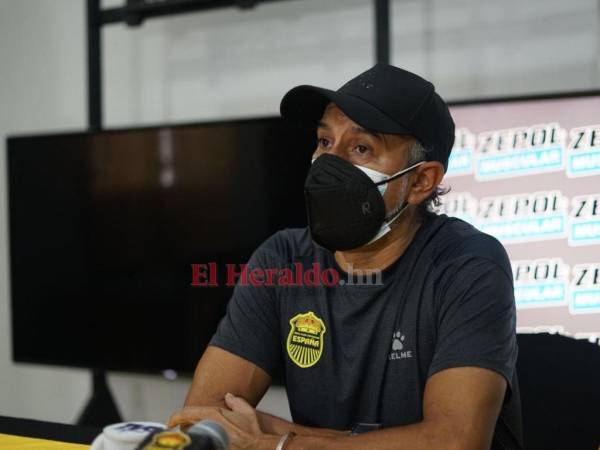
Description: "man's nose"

(329, 145), (345, 158)
(315, 143), (345, 159)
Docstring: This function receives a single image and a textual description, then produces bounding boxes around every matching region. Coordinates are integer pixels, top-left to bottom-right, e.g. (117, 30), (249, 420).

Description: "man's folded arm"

(177, 345), (344, 437)
(182, 346), (270, 409)
(177, 347), (505, 450)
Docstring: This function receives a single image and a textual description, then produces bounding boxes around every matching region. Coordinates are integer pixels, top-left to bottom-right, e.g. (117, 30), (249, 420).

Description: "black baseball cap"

(280, 63), (455, 171)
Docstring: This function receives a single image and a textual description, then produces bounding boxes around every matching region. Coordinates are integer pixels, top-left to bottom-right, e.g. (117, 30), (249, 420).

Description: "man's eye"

(355, 145), (370, 155)
(317, 138), (331, 149)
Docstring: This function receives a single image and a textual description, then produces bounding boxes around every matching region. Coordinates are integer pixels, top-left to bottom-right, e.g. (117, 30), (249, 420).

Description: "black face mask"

(304, 154), (422, 252)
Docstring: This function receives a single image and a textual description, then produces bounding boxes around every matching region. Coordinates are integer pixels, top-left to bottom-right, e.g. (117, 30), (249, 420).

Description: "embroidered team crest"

(286, 311), (326, 368)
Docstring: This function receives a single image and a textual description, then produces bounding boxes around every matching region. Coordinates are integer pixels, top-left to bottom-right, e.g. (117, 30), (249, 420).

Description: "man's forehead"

(321, 102), (349, 122)
(320, 102), (413, 144)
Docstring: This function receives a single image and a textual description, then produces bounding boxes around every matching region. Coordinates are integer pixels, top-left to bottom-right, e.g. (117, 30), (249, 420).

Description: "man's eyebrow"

(351, 125), (383, 141)
(317, 121), (382, 141)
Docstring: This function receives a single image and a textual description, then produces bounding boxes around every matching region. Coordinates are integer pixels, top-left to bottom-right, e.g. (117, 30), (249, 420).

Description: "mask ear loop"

(384, 201), (409, 223)
(373, 160), (426, 187)
(364, 202), (409, 246)
(379, 160), (425, 223)
(363, 161), (425, 246)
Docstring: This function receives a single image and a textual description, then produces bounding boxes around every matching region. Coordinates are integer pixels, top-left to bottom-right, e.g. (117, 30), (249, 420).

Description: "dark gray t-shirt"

(210, 213), (523, 449)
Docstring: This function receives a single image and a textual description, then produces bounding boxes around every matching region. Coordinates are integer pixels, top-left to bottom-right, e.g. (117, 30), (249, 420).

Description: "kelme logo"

(286, 311), (326, 368)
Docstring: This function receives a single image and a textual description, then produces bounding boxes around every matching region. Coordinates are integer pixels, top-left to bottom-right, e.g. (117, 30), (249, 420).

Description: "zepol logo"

(570, 263), (600, 314)
(566, 124), (600, 178)
(477, 190), (568, 243)
(286, 311), (326, 368)
(475, 123), (566, 180)
(446, 128), (475, 177)
(569, 194), (600, 246)
(512, 259), (569, 309)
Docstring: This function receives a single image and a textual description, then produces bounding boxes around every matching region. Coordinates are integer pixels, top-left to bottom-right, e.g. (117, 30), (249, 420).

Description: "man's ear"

(406, 161), (445, 205)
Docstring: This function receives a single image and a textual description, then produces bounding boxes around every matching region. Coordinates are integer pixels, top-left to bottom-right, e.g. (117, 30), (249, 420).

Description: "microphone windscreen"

(188, 420), (229, 450)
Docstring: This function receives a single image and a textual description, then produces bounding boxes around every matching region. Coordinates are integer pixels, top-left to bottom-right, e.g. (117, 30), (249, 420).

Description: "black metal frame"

(86, 0), (392, 130)
(87, 0), (102, 131)
(449, 88), (600, 106)
(101, 0), (282, 25)
(375, 0), (390, 65)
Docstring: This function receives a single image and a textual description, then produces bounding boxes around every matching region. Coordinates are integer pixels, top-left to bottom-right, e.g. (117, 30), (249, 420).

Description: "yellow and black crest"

(286, 311), (326, 368)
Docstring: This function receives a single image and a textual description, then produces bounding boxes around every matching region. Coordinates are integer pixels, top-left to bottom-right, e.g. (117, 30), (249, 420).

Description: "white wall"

(391, 0), (600, 99)
(101, 0), (374, 126)
(0, 0), (90, 422)
(1, 0), (599, 425)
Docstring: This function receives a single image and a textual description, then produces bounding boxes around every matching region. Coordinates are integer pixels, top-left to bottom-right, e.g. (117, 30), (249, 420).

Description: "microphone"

(134, 420), (229, 450)
(188, 420), (229, 450)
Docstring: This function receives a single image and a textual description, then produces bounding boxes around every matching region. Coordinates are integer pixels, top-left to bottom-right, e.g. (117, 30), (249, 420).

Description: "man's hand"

(176, 347), (343, 439)
(168, 393), (279, 450)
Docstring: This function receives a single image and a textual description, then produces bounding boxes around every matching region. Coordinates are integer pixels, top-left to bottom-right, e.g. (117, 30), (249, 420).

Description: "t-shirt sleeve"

(208, 235), (284, 375)
(428, 254), (518, 398)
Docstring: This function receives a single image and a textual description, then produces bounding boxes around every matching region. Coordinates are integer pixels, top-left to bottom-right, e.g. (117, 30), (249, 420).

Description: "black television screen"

(8, 117), (314, 373)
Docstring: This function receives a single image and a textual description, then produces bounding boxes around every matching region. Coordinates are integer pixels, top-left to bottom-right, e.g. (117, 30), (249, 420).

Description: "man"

(169, 64), (523, 450)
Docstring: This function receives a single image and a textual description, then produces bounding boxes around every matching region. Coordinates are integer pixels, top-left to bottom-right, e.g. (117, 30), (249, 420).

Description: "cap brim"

(280, 85), (411, 135)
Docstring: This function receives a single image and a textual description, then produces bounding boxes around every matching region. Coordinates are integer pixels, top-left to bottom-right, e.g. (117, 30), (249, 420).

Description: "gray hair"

(405, 138), (448, 213)
(407, 138), (430, 165)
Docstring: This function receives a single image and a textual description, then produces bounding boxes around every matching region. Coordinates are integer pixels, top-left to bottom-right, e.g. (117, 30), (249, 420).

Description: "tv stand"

(77, 369), (122, 427)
